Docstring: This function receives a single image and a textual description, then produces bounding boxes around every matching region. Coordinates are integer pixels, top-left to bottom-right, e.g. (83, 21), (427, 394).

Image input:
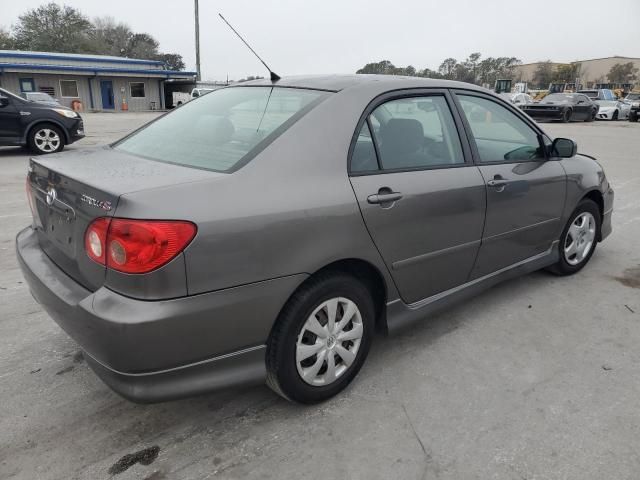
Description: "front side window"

(60, 80), (79, 98)
(115, 86), (327, 172)
(130, 82), (145, 98)
(457, 94), (544, 163)
(366, 95), (464, 170)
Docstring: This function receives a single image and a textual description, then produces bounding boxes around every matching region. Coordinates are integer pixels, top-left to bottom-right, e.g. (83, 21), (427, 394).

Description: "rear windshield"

(114, 86), (327, 172)
(580, 91), (598, 99)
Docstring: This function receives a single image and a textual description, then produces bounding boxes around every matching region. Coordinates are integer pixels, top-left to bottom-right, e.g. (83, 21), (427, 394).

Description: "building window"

(20, 78), (35, 92)
(130, 82), (146, 98)
(60, 80), (79, 98)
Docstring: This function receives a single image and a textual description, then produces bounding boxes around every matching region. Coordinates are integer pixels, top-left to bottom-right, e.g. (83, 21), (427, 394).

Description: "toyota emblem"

(45, 187), (57, 206)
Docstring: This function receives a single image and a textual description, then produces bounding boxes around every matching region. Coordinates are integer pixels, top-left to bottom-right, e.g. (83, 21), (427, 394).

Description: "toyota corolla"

(17, 75), (613, 404)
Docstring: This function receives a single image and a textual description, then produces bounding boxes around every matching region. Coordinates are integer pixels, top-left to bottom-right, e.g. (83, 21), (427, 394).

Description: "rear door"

(349, 91), (486, 304)
(453, 91), (566, 279)
(0, 95), (21, 139)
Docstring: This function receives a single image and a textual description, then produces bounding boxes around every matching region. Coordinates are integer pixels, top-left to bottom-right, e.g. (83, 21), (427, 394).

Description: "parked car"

(626, 92), (640, 122)
(20, 91), (61, 107)
(0, 87), (84, 154)
(578, 89), (627, 120)
(191, 87), (214, 99)
(521, 93), (598, 122)
(17, 76), (613, 404)
(498, 92), (533, 107)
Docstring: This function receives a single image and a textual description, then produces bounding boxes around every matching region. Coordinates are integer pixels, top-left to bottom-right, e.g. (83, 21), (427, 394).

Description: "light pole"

(194, 0), (201, 82)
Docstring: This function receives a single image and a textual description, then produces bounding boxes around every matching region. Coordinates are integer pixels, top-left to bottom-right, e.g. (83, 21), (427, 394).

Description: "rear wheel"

(547, 199), (600, 276)
(562, 109), (572, 123)
(28, 123), (65, 154)
(586, 109), (596, 122)
(266, 272), (375, 403)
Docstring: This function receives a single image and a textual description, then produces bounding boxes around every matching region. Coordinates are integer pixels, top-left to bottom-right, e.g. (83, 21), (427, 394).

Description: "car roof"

(238, 74), (491, 94)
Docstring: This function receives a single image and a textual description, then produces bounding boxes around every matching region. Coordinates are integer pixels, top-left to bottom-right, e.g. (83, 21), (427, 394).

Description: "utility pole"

(194, 0), (201, 81)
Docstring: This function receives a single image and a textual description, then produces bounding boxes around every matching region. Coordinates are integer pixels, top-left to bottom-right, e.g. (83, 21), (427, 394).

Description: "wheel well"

(26, 121), (69, 144)
(582, 190), (604, 239)
(311, 259), (388, 332)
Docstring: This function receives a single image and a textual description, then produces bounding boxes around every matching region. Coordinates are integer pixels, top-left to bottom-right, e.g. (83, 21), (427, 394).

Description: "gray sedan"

(17, 75), (614, 404)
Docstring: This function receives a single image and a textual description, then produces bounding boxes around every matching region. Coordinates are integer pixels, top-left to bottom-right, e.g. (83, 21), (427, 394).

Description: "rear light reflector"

(84, 218), (196, 274)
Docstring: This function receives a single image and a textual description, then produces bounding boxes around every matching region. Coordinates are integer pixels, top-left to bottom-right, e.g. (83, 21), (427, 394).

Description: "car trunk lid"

(27, 147), (223, 290)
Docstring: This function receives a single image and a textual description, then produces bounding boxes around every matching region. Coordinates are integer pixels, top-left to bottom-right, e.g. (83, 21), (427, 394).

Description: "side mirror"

(0, 96), (9, 107)
(551, 138), (577, 158)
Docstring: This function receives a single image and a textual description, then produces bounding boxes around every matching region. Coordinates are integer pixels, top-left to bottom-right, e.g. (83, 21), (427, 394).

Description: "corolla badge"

(80, 194), (112, 211)
(45, 187), (57, 206)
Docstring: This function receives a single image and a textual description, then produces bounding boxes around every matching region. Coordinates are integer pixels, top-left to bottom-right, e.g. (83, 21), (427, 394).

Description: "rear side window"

(362, 95), (465, 171)
(115, 87), (327, 172)
(457, 94), (544, 163)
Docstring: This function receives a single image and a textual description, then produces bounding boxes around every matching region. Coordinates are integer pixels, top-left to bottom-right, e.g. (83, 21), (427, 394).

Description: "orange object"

(71, 100), (83, 112)
(121, 97), (128, 111)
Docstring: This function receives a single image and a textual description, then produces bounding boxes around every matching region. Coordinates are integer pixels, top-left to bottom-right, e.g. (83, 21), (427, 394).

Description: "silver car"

(17, 75), (614, 404)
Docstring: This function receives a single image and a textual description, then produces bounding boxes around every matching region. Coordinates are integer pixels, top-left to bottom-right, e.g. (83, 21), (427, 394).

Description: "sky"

(2, 0), (639, 81)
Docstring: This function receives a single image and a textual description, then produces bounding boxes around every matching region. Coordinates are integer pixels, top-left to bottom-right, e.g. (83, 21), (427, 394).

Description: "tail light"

(85, 218), (196, 274)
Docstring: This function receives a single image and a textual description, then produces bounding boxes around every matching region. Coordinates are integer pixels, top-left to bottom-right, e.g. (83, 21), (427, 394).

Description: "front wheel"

(562, 109), (572, 123)
(547, 199), (600, 276)
(28, 123), (65, 154)
(612, 110), (619, 121)
(266, 272), (375, 403)
(630, 113), (638, 123)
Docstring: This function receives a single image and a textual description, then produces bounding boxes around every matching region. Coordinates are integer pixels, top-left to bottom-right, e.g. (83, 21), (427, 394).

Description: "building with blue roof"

(0, 50), (196, 111)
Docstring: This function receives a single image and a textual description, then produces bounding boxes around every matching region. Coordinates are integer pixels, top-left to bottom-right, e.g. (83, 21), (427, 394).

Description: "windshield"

(626, 93), (640, 101)
(544, 94), (575, 103)
(115, 86), (327, 172)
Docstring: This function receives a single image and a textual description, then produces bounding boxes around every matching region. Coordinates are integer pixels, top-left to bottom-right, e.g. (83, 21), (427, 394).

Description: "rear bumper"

(16, 226), (305, 402)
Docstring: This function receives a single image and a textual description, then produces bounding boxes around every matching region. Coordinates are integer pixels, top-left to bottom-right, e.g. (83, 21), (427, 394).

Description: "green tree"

(533, 61), (555, 88)
(438, 58), (458, 79)
(0, 27), (15, 49)
(356, 60), (398, 75)
(607, 62), (639, 83)
(155, 53), (185, 71)
(87, 17), (133, 56)
(12, 3), (93, 53)
(553, 63), (581, 83)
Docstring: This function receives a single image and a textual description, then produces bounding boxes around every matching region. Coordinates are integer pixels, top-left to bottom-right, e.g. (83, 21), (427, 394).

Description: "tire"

(585, 109), (596, 122)
(266, 272), (375, 403)
(562, 109), (572, 123)
(612, 110), (619, 121)
(28, 123), (65, 155)
(630, 113), (638, 123)
(547, 199), (601, 276)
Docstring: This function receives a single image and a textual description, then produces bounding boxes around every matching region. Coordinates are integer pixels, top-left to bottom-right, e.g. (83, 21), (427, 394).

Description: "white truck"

(171, 91), (191, 107)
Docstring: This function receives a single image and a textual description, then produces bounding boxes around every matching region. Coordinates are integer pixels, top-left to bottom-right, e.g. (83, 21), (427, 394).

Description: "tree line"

(356, 55), (639, 89)
(0, 3), (185, 71)
(356, 54), (522, 86)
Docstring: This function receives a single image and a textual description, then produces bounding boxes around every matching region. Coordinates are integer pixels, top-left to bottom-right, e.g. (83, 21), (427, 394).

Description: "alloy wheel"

(296, 297), (364, 386)
(34, 128), (61, 153)
(564, 212), (596, 266)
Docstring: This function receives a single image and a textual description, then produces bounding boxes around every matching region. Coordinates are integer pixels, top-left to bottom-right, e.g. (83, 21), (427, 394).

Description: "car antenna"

(218, 13), (281, 82)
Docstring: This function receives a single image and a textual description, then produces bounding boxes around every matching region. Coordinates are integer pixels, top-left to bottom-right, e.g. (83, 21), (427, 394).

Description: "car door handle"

(487, 179), (508, 187)
(367, 192), (403, 204)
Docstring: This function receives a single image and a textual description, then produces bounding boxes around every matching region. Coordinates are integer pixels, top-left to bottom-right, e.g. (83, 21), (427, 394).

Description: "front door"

(349, 92), (486, 304)
(0, 95), (21, 139)
(453, 92), (566, 279)
(100, 80), (115, 109)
